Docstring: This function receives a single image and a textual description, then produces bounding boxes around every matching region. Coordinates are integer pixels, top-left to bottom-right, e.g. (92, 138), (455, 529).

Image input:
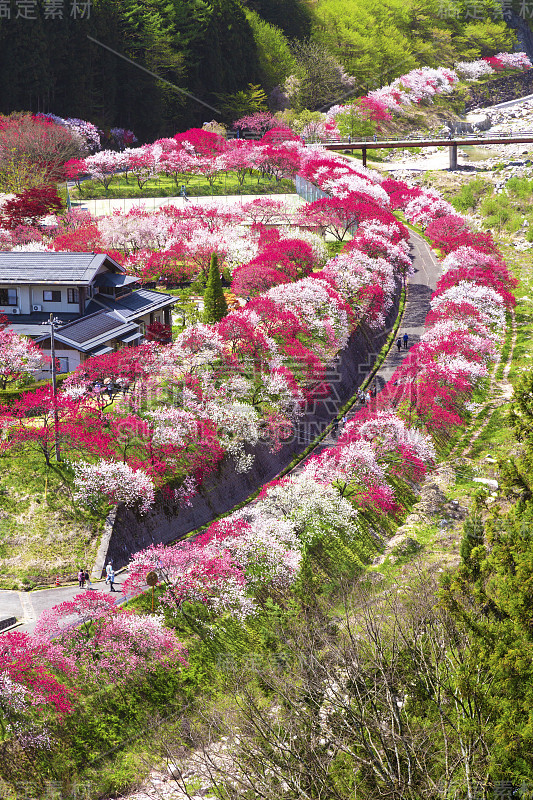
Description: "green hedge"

(0, 372), (71, 405)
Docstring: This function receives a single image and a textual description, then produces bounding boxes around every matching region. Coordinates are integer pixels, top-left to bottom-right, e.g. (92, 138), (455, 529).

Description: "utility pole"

(43, 313), (62, 462)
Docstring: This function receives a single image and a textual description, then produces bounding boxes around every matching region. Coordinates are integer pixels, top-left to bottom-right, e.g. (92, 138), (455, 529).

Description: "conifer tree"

(203, 253), (228, 323)
(459, 499), (484, 577)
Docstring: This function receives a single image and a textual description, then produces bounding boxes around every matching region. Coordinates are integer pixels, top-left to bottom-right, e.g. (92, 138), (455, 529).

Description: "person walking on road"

(403, 332), (409, 350)
(109, 569), (116, 592)
(105, 561), (113, 585)
(332, 418), (339, 437)
(78, 569), (85, 588)
(84, 569), (92, 591)
(396, 336), (402, 352)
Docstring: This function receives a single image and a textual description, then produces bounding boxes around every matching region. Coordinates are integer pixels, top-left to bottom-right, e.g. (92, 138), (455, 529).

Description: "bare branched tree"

(150, 570), (494, 800)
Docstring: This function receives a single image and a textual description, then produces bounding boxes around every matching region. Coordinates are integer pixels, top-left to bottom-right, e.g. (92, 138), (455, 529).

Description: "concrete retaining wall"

(100, 280), (402, 572)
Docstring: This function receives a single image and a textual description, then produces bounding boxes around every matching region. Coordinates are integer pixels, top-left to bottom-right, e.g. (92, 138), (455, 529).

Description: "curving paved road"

(2, 232), (442, 634)
(292, 231), (441, 459)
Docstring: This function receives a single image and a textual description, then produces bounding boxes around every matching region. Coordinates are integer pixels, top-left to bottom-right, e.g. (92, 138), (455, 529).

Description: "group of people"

(358, 385), (376, 405)
(397, 332), (409, 352)
(77, 568), (92, 589)
(331, 414), (348, 436)
(87, 377), (130, 397)
(76, 562), (117, 592)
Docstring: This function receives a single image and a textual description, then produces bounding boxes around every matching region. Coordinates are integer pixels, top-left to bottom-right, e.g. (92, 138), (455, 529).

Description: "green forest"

(0, 0), (521, 140)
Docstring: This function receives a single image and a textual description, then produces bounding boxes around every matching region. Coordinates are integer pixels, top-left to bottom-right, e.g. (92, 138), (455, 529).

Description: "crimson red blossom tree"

(174, 128), (228, 157)
(261, 144), (301, 181)
(64, 344), (157, 397)
(63, 157), (87, 189)
(52, 220), (104, 252)
(231, 263), (291, 296)
(1, 184), (63, 229)
(0, 630), (73, 716)
(0, 386), (112, 466)
(146, 320), (172, 343)
(260, 127), (300, 145)
(0, 630), (74, 762)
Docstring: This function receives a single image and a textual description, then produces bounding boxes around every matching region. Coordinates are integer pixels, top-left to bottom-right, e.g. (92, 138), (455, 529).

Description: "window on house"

(67, 288), (79, 304)
(43, 290), (62, 303)
(57, 357), (69, 373)
(0, 288), (17, 306)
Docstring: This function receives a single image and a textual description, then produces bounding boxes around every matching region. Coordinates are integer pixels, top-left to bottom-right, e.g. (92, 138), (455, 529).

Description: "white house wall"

(29, 285), (81, 314)
(0, 285), (30, 314)
(0, 284), (83, 315)
(34, 348), (82, 381)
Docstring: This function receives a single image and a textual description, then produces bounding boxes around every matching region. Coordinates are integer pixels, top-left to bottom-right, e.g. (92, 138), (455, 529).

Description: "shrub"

(451, 178), (490, 212)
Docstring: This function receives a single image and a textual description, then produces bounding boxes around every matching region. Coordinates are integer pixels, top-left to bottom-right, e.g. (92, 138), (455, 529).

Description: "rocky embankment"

(465, 69), (533, 110)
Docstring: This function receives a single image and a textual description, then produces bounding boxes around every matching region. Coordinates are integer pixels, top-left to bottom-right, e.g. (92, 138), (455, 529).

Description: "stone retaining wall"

(466, 70), (533, 111)
(101, 279), (402, 571)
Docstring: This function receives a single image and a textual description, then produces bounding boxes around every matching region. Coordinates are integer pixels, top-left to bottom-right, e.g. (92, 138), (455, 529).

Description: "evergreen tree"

(459, 499), (484, 576)
(244, 0), (313, 40)
(203, 254), (228, 323)
(245, 10), (297, 92)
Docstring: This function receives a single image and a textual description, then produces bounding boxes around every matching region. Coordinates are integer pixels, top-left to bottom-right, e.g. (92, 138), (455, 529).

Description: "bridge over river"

(322, 132), (533, 168)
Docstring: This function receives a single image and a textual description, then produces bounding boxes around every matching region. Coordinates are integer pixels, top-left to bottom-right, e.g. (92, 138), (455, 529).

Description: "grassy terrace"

(70, 170), (296, 200)
(0, 452), (104, 589)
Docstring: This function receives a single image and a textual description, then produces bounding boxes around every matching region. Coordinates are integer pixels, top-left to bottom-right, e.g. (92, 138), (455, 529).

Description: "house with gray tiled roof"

(0, 252), (177, 374)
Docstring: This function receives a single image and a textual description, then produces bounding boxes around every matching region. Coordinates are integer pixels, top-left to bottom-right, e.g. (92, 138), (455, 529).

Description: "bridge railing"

(319, 131), (533, 145)
(223, 130), (533, 146)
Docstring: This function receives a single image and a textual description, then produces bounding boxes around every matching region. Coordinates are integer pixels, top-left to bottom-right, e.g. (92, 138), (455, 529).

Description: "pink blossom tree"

(33, 592), (187, 683)
(299, 196), (365, 240)
(126, 146), (161, 190)
(0, 329), (47, 389)
(83, 150), (121, 192)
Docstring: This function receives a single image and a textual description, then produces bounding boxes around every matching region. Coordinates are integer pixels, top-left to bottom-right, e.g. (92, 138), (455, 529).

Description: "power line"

(87, 35), (221, 115)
